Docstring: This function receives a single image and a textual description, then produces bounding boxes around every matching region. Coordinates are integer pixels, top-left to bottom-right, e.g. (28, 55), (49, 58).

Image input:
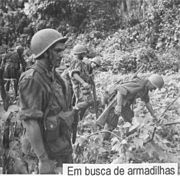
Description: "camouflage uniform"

(104, 77), (150, 138)
(61, 67), (74, 106)
(19, 61), (73, 167)
(69, 58), (93, 109)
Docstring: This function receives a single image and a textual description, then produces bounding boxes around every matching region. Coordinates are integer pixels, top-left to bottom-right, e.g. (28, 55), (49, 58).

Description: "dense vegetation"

(22, 0), (180, 73)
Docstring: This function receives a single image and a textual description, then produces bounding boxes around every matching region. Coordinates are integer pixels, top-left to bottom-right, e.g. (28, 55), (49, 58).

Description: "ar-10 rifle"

(96, 65), (144, 128)
(89, 75), (98, 119)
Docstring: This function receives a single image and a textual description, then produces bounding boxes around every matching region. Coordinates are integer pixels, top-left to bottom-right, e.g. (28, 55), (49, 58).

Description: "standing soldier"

(68, 44), (94, 112)
(1, 45), (26, 98)
(19, 29), (76, 174)
(96, 74), (164, 140)
(68, 46), (101, 143)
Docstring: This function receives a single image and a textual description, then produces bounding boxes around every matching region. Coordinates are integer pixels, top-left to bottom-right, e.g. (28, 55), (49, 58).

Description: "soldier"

(85, 56), (101, 75)
(68, 44), (94, 110)
(1, 45), (26, 98)
(19, 29), (76, 174)
(96, 74), (164, 140)
(69, 46), (102, 118)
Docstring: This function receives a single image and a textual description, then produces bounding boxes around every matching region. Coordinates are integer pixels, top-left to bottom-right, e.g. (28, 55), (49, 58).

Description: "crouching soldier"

(19, 29), (76, 174)
(96, 74), (164, 140)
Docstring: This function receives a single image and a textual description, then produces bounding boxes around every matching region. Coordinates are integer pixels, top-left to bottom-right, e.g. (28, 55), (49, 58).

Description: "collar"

(35, 60), (54, 81)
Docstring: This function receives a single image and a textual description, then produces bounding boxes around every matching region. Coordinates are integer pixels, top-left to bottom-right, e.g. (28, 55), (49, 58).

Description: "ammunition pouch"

(44, 115), (60, 142)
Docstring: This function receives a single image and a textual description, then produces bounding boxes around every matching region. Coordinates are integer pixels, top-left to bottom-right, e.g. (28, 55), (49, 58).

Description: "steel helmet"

(148, 74), (164, 89)
(73, 44), (87, 55)
(91, 57), (101, 66)
(31, 28), (68, 59)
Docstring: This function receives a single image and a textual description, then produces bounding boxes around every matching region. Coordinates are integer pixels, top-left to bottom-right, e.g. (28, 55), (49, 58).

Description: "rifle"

(90, 75), (98, 119)
(96, 95), (117, 127)
(0, 67), (9, 111)
(96, 65), (144, 128)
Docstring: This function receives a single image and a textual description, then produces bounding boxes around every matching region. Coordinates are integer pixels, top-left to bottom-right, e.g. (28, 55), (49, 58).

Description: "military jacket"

(117, 77), (150, 106)
(19, 61), (73, 157)
(69, 58), (92, 89)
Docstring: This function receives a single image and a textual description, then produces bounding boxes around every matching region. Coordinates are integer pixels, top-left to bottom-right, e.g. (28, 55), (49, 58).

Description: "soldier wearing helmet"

(96, 74), (164, 140)
(68, 44), (93, 110)
(1, 45), (26, 99)
(90, 57), (101, 70)
(19, 29), (76, 174)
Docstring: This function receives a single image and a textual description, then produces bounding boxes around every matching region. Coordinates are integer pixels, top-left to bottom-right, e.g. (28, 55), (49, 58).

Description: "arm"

(114, 91), (123, 115)
(69, 60), (90, 88)
(114, 86), (128, 115)
(73, 73), (89, 88)
(145, 102), (157, 120)
(19, 74), (47, 159)
(19, 74), (56, 173)
(22, 120), (46, 158)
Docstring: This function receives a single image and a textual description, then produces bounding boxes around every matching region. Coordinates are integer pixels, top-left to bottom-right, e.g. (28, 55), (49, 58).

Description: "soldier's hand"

(114, 105), (121, 116)
(59, 110), (75, 128)
(82, 82), (90, 89)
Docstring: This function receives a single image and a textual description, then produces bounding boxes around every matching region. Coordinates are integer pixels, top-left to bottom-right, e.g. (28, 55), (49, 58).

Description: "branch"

(160, 94), (180, 118)
(163, 120), (180, 126)
(85, 130), (122, 141)
(145, 120), (180, 145)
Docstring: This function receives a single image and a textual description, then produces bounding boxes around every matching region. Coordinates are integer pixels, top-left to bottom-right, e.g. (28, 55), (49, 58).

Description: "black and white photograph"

(0, 0), (180, 175)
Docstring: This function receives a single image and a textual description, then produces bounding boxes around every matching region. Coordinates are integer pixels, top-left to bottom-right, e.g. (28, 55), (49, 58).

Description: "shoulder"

(19, 68), (46, 94)
(133, 77), (148, 87)
(19, 68), (37, 85)
(119, 77), (147, 93)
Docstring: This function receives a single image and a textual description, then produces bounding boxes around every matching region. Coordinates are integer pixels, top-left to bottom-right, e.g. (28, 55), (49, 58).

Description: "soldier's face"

(148, 82), (157, 92)
(51, 42), (65, 67)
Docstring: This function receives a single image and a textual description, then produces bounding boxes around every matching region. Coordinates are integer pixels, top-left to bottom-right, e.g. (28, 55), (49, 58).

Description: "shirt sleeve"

(69, 59), (82, 77)
(19, 72), (44, 120)
(117, 86), (128, 96)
